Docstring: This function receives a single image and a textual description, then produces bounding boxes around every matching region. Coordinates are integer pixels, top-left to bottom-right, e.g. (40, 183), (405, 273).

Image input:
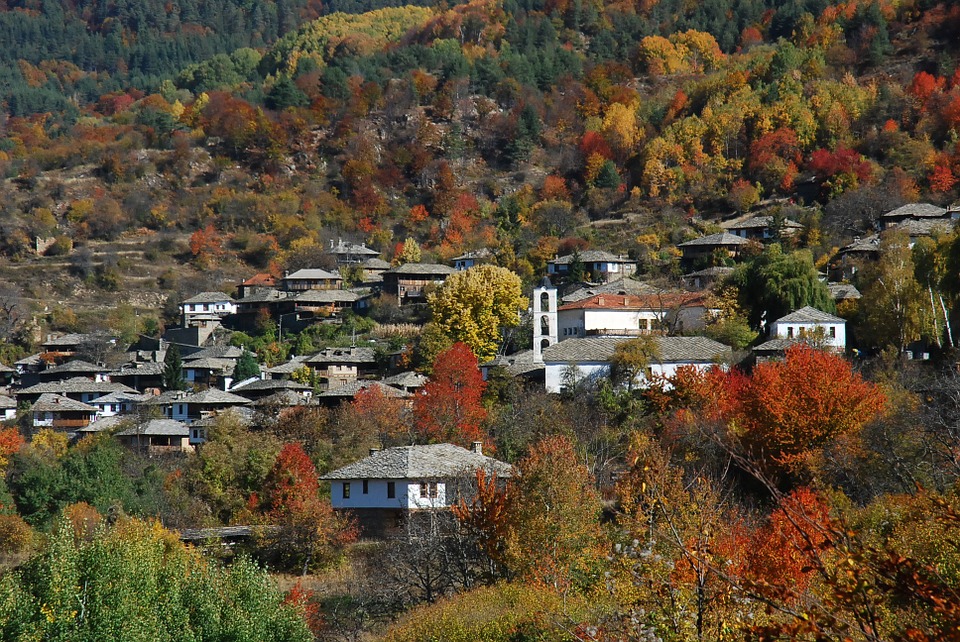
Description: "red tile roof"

(557, 292), (708, 311)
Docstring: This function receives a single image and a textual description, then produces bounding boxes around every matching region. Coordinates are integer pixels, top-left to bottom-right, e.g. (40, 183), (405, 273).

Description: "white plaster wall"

(771, 321), (846, 350)
(544, 362), (610, 393)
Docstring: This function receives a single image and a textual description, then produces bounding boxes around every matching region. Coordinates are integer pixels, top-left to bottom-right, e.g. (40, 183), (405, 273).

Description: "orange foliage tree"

(412, 342), (489, 448)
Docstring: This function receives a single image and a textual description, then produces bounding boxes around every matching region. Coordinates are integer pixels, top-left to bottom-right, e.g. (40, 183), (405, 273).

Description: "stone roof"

(382, 371), (428, 389)
(182, 345), (245, 361)
(684, 266), (735, 278)
(284, 268), (341, 280)
(558, 291), (708, 312)
(116, 419), (189, 437)
(828, 283), (862, 300)
(881, 203), (947, 219)
(182, 291), (234, 304)
(722, 215), (803, 230)
(31, 393), (97, 413)
(0, 363), (15, 373)
(542, 336), (731, 364)
(561, 277), (655, 303)
(307, 346), (377, 365)
(678, 232), (749, 247)
(550, 250), (632, 265)
(317, 380), (411, 399)
(89, 391), (150, 405)
(0, 394), (16, 408)
(839, 235), (880, 254)
(42, 359), (106, 375)
(180, 389), (253, 406)
(15, 353), (43, 367)
(894, 218), (957, 237)
(254, 390), (310, 407)
(773, 306), (845, 325)
(230, 378), (312, 393)
(384, 262), (456, 276)
(752, 337), (815, 352)
(481, 349), (542, 377)
(191, 407), (255, 427)
(328, 239), (379, 257)
(77, 415), (125, 433)
(236, 289), (290, 304)
(321, 443), (512, 481)
(266, 356), (310, 375)
(182, 358), (235, 373)
(362, 257), (391, 269)
(295, 289), (359, 304)
(19, 378), (137, 396)
(451, 248), (493, 261)
(42, 332), (113, 348)
(109, 362), (165, 376)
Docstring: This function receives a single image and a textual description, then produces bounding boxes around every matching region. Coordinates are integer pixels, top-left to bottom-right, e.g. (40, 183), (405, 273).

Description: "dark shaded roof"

(753, 337), (815, 352)
(31, 393), (97, 413)
(236, 289), (290, 304)
(317, 380), (410, 398)
(19, 378), (137, 395)
(321, 444), (512, 480)
(881, 203), (947, 219)
(43, 359), (107, 375)
(183, 291), (234, 304)
(266, 356), (310, 375)
(839, 235), (880, 254)
(561, 277), (655, 303)
(89, 391), (150, 405)
(894, 218), (957, 237)
(76, 415), (125, 433)
(828, 283), (862, 300)
(182, 345), (245, 361)
(384, 263), (456, 276)
(481, 350), (543, 377)
(42, 332), (113, 348)
(182, 358), (235, 373)
(678, 232), (749, 247)
(382, 371), (428, 389)
(109, 362), (165, 377)
(0, 394), (16, 408)
(116, 419), (189, 437)
(542, 336), (731, 364)
(684, 266), (735, 278)
(550, 250), (633, 265)
(307, 346), (377, 365)
(773, 306), (844, 324)
(295, 289), (359, 304)
(362, 257), (391, 269)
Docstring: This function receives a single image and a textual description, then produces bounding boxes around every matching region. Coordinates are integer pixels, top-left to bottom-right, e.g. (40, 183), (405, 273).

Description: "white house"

(556, 292), (713, 340)
(541, 336), (732, 394)
(0, 394), (16, 421)
(180, 292), (237, 328)
(768, 306), (846, 351)
(547, 250), (636, 282)
(321, 443), (513, 537)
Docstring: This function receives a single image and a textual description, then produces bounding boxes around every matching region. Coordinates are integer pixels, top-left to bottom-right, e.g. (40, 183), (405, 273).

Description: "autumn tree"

(424, 264), (525, 363)
(252, 443), (355, 572)
(412, 343), (488, 448)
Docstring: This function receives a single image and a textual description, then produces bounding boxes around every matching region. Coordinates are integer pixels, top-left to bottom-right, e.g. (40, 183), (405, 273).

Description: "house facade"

(180, 292), (237, 328)
(322, 443), (513, 537)
(381, 263), (455, 305)
(556, 292), (713, 339)
(547, 250), (636, 282)
(281, 268), (343, 292)
(768, 306), (846, 351)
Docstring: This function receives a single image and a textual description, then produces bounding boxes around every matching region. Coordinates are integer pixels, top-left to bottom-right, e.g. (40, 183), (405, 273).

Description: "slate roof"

(41, 359), (106, 375)
(881, 203), (947, 219)
(839, 235), (880, 254)
(328, 239), (379, 257)
(182, 345), (245, 361)
(183, 358), (235, 373)
(481, 350), (543, 377)
(109, 362), (165, 376)
(31, 393), (97, 413)
(773, 306), (845, 325)
(15, 354), (43, 367)
(321, 443), (512, 481)
(266, 356), (310, 375)
(183, 291), (234, 304)
(383, 263), (456, 276)
(752, 337), (815, 352)
(550, 250), (633, 265)
(179, 389), (253, 405)
(362, 258), (391, 269)
(230, 378), (312, 393)
(382, 371), (428, 389)
(317, 380), (411, 399)
(254, 390), (310, 407)
(307, 346), (377, 365)
(236, 289), (290, 304)
(542, 336), (731, 364)
(684, 266), (735, 278)
(558, 292), (708, 312)
(0, 363), (15, 373)
(678, 232), (749, 247)
(42, 333), (113, 348)
(116, 419), (189, 437)
(89, 391), (150, 405)
(828, 283), (862, 300)
(284, 268), (341, 280)
(19, 378), (137, 396)
(0, 394), (16, 408)
(451, 248), (492, 261)
(562, 277), (655, 303)
(894, 218), (957, 237)
(723, 215), (803, 230)
(76, 415), (125, 433)
(295, 289), (359, 304)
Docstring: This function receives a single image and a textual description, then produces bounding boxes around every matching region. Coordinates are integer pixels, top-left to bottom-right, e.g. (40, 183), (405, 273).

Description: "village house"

(682, 266), (735, 291)
(293, 289), (359, 320)
(281, 268), (343, 292)
(547, 250), (637, 282)
(451, 248), (492, 271)
(721, 215), (804, 241)
(326, 238), (380, 265)
(765, 306), (847, 351)
(322, 443), (513, 537)
(16, 378), (138, 405)
(315, 379), (411, 406)
(678, 232), (749, 267)
(38, 359), (110, 382)
(381, 263), (455, 305)
(0, 394), (17, 421)
(880, 203), (950, 230)
(180, 292), (237, 328)
(556, 292), (714, 339)
(142, 388), (253, 424)
(541, 335), (732, 394)
(307, 346), (378, 391)
(30, 393), (97, 433)
(115, 419), (192, 455)
(236, 273), (278, 299)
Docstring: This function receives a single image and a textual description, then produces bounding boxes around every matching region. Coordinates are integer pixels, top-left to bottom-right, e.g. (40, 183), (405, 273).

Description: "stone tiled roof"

(839, 235), (880, 254)
(0, 363), (14, 373)
(542, 336), (731, 364)
(183, 358), (235, 373)
(321, 443), (512, 480)
(0, 394), (16, 408)
(42, 332), (113, 348)
(328, 239), (379, 256)
(19, 378), (137, 396)
(31, 393), (97, 413)
(236, 289), (290, 304)
(15, 353), (43, 367)
(828, 283), (862, 300)
(773, 306), (845, 324)
(307, 346), (377, 365)
(42, 359), (106, 374)
(116, 419), (189, 437)
(561, 277), (655, 303)
(362, 257), (391, 269)
(254, 390), (310, 407)
(295, 289), (359, 303)
(109, 362), (165, 376)
(678, 232), (749, 247)
(77, 415), (125, 433)
(550, 250), (632, 265)
(481, 350), (543, 377)
(752, 337), (815, 352)
(894, 218), (957, 237)
(284, 268), (341, 280)
(180, 389), (253, 405)
(451, 248), (492, 261)
(382, 371), (428, 389)
(723, 215), (803, 230)
(881, 203), (947, 219)
(317, 380), (411, 398)
(231, 378), (312, 393)
(266, 356), (310, 375)
(684, 266), (735, 278)
(383, 262), (456, 276)
(182, 345), (245, 361)
(89, 391), (150, 404)
(182, 291), (234, 304)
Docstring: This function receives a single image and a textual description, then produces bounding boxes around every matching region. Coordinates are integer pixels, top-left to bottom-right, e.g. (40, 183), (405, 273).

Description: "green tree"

(234, 350), (261, 381)
(729, 245), (834, 331)
(162, 344), (186, 391)
(858, 230), (928, 351)
(610, 335), (659, 390)
(425, 265), (526, 363)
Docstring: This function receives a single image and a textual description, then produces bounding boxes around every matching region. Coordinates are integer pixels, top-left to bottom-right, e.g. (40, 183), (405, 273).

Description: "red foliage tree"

(749, 127), (802, 192)
(908, 71), (944, 103)
(807, 146), (873, 188)
(579, 131), (613, 161)
(189, 224), (224, 265)
(413, 342), (489, 448)
(0, 427), (24, 473)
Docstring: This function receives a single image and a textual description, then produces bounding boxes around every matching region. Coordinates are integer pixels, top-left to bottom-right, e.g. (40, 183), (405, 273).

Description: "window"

(787, 327), (794, 338)
(419, 482), (438, 498)
(387, 481), (395, 499)
(342, 482), (351, 499)
(362, 480), (369, 494)
(829, 326), (836, 338)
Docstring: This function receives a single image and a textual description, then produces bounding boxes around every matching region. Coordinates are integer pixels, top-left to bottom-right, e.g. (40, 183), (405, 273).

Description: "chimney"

(597, 296), (605, 306)
(369, 447), (380, 456)
(330, 239), (334, 250)
(472, 441), (483, 455)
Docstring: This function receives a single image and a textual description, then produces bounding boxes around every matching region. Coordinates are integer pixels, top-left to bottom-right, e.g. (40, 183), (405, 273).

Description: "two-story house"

(381, 263), (455, 305)
(180, 292), (237, 328)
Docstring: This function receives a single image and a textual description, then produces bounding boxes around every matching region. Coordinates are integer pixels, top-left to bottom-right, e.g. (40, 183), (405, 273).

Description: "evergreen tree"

(162, 344), (186, 391)
(233, 349), (261, 381)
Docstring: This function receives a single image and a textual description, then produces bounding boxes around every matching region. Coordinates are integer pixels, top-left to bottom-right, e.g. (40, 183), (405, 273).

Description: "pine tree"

(162, 344), (186, 391)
